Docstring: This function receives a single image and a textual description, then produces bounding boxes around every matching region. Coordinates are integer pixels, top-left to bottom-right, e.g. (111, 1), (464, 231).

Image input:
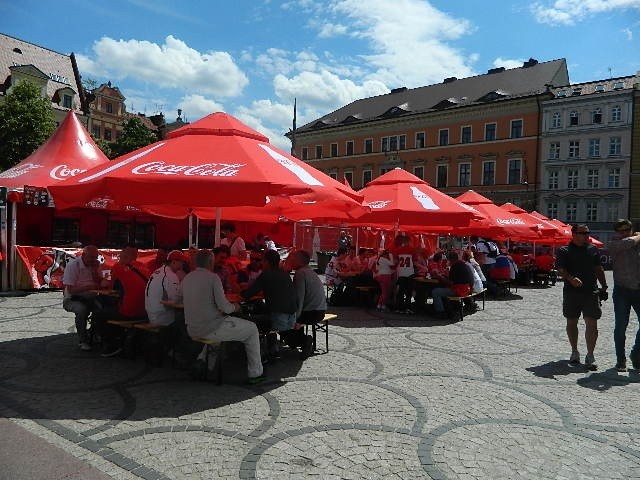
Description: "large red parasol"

(456, 190), (541, 240)
(0, 111), (108, 189)
(500, 202), (560, 241)
(49, 112), (361, 215)
(347, 168), (480, 231)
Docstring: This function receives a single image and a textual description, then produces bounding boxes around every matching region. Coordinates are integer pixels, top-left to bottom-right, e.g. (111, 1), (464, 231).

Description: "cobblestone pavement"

(1, 272), (639, 479)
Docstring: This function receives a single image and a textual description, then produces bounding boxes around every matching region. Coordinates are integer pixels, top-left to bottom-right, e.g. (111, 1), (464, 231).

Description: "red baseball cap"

(167, 250), (188, 263)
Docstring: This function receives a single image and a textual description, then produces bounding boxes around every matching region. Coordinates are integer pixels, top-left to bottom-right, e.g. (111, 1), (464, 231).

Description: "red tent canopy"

(347, 168), (480, 230)
(456, 190), (541, 240)
(500, 202), (559, 240)
(49, 112), (362, 215)
(0, 111), (108, 189)
(529, 212), (603, 247)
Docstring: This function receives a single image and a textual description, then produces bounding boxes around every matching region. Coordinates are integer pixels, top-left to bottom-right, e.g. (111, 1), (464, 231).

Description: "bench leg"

(458, 301), (464, 322)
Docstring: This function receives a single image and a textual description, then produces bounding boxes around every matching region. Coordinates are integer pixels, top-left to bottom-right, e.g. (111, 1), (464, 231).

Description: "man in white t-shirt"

(471, 235), (498, 295)
(221, 223), (246, 257)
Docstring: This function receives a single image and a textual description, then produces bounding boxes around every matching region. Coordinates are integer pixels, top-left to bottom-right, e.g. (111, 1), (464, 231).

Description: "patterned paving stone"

(409, 331), (525, 355)
(295, 351), (378, 379)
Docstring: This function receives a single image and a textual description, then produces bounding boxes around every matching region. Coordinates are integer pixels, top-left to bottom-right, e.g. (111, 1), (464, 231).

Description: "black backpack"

(480, 240), (499, 258)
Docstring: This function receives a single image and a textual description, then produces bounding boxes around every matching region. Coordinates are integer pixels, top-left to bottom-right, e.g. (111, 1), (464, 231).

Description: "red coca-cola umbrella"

(50, 112), (362, 214)
(500, 202), (559, 241)
(0, 111), (108, 189)
(529, 212), (603, 247)
(456, 190), (541, 240)
(347, 168), (480, 231)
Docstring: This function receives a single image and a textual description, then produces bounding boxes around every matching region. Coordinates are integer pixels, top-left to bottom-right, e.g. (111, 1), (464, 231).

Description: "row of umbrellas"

(2, 110), (588, 246)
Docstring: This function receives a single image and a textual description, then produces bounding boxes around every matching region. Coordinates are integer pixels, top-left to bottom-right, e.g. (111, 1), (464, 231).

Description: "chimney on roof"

(443, 77), (457, 83)
(390, 87), (407, 94)
(523, 58), (538, 68)
(487, 67), (505, 74)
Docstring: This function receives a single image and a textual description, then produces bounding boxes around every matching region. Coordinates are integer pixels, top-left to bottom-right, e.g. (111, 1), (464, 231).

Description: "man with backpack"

(471, 236), (499, 295)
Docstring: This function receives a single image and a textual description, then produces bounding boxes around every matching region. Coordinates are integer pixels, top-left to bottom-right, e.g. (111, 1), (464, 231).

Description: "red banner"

(15, 246), (157, 289)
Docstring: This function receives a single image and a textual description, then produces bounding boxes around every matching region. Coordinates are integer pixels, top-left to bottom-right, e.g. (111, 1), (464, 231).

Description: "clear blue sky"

(5, 0), (640, 149)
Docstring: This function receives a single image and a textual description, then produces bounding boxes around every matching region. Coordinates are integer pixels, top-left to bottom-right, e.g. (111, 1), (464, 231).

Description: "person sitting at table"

(462, 250), (485, 312)
(344, 246), (359, 271)
(288, 250), (325, 359)
(221, 222), (246, 258)
(413, 248), (430, 277)
(374, 249), (395, 311)
(430, 251), (475, 319)
(62, 245), (103, 351)
(146, 246), (169, 273)
(264, 236), (277, 251)
(242, 249), (299, 361)
(212, 245), (233, 291)
(325, 247), (348, 287)
(533, 248), (556, 286)
(490, 248), (518, 281)
(230, 251), (263, 292)
(145, 250), (187, 327)
(427, 251), (449, 284)
(179, 249), (264, 384)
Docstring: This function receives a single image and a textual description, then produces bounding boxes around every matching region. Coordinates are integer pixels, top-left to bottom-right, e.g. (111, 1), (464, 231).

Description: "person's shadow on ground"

(577, 368), (640, 391)
(526, 360), (587, 379)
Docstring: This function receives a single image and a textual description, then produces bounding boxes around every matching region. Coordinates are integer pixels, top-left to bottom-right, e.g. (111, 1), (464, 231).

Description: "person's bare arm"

(558, 268), (582, 288)
(595, 266), (607, 290)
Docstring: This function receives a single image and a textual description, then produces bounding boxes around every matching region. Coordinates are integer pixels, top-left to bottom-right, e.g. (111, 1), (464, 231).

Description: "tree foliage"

(110, 117), (157, 159)
(0, 80), (56, 170)
(93, 137), (112, 159)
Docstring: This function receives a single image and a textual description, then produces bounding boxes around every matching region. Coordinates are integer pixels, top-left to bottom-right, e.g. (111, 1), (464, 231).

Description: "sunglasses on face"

(574, 231), (590, 235)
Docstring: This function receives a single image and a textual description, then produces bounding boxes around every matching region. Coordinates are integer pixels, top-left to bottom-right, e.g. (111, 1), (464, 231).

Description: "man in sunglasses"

(556, 224), (608, 370)
(607, 219), (640, 371)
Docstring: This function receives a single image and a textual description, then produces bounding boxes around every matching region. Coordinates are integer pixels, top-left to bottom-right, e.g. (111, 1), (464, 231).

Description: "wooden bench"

(304, 313), (336, 354)
(533, 270), (558, 286)
(494, 279), (516, 296)
(446, 289), (486, 322)
(190, 337), (225, 384)
(323, 282), (336, 301)
(354, 285), (377, 307)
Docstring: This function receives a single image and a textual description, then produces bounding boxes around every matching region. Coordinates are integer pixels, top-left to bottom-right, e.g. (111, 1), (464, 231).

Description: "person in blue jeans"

(607, 219), (640, 371)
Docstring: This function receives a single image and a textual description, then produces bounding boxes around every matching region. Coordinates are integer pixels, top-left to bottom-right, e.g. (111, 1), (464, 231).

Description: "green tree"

(110, 117), (157, 159)
(0, 80), (56, 170)
(93, 137), (112, 159)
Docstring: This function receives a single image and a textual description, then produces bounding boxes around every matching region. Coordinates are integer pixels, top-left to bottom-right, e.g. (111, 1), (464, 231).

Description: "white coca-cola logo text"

(367, 200), (391, 209)
(496, 218), (526, 226)
(85, 197), (113, 209)
(50, 165), (86, 180)
(0, 163), (42, 179)
(131, 161), (245, 177)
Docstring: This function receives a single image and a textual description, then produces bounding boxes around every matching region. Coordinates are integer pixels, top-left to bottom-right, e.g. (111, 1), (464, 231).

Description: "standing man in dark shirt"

(607, 219), (640, 371)
(556, 224), (608, 370)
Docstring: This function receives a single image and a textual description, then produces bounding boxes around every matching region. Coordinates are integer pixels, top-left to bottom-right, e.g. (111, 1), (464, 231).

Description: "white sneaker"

(584, 353), (597, 371)
(79, 342), (92, 351)
(569, 350), (580, 364)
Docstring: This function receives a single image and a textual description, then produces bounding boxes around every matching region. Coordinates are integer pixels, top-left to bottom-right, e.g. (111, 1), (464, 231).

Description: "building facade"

(86, 82), (128, 142)
(537, 75), (639, 241)
(290, 59), (569, 209)
(0, 33), (86, 125)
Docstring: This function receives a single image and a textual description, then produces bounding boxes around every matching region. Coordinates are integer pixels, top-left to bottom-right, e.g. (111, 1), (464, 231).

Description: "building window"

(587, 169), (599, 189)
(399, 135), (406, 150)
(572, 88), (582, 96)
(346, 141), (354, 156)
(567, 169), (579, 189)
(510, 119), (523, 138)
(458, 163), (471, 187)
(415, 132), (425, 148)
(611, 105), (621, 122)
(568, 140), (580, 159)
(547, 202), (558, 219)
(569, 111), (579, 126)
(364, 138), (373, 153)
(594, 84), (605, 93)
(551, 112), (561, 128)
(586, 201), (598, 222)
(381, 137), (389, 152)
(63, 94), (72, 109)
(549, 142), (560, 159)
(389, 136), (398, 151)
(566, 202), (577, 222)
(607, 203), (619, 222)
(329, 172), (337, 180)
(439, 129), (449, 146)
(609, 136), (621, 156)
(330, 143), (338, 157)
(301, 147), (308, 161)
(52, 218), (79, 245)
(588, 139), (600, 158)
(107, 221), (131, 246)
(613, 81), (625, 90)
(484, 123), (496, 141)
(548, 171), (559, 189)
(315, 145), (323, 159)
(436, 165), (448, 188)
(381, 135), (406, 152)
(482, 161), (495, 186)
(413, 166), (424, 179)
(508, 159), (521, 184)
(105, 102), (113, 114)
(344, 171), (354, 186)
(362, 169), (372, 186)
(461, 126), (472, 144)
(592, 108), (602, 124)
(91, 125), (100, 138)
(104, 128), (112, 141)
(608, 167), (620, 187)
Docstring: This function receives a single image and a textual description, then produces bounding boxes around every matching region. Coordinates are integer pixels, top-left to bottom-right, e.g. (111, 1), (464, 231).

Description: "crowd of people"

(61, 223), (326, 384)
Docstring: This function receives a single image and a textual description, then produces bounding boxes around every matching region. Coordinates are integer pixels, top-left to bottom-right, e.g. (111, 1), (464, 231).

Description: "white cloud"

(623, 27), (634, 39)
(531, 0), (640, 25)
(493, 57), (525, 70)
(234, 99), (295, 151)
(78, 35), (248, 98)
(177, 94), (225, 122)
(318, 23), (348, 38)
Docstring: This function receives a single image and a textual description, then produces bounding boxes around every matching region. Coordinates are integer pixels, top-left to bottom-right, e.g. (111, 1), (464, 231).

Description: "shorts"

(270, 312), (297, 331)
(562, 289), (601, 320)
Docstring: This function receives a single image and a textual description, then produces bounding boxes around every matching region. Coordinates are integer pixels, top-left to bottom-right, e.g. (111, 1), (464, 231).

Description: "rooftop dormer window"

(13, 47), (22, 54)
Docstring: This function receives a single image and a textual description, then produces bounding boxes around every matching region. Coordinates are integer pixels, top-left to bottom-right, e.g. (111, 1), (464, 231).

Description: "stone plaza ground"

(1, 271), (639, 479)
